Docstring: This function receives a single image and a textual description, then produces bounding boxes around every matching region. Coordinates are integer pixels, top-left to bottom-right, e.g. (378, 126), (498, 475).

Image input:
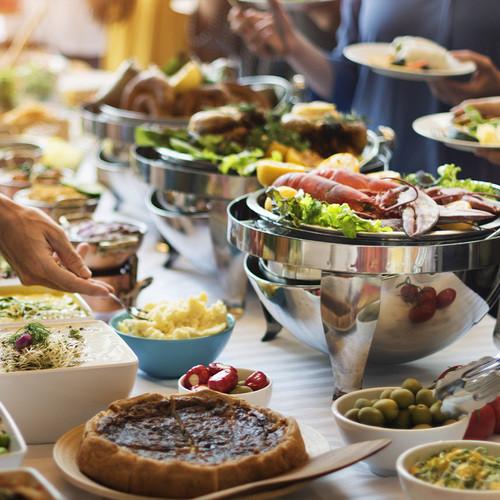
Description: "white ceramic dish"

(344, 43), (476, 81)
(397, 439), (500, 499)
(331, 387), (470, 476)
(0, 401), (27, 468)
(0, 284), (93, 325)
(413, 112), (500, 152)
(178, 367), (273, 406)
(0, 467), (64, 499)
(0, 320), (138, 444)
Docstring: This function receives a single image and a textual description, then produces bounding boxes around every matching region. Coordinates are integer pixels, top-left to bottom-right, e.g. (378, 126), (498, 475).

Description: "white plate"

(53, 422), (330, 500)
(413, 112), (500, 152)
(343, 43), (476, 81)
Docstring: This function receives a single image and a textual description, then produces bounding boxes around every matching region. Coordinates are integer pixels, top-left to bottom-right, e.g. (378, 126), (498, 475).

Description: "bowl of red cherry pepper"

(178, 362), (272, 406)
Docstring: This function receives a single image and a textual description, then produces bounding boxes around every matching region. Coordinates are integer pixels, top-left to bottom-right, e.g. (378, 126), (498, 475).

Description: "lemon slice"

(256, 160), (307, 187)
(169, 61), (203, 94)
(318, 153), (360, 172)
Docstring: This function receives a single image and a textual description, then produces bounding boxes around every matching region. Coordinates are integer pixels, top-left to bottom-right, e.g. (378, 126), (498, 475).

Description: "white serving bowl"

(0, 320), (138, 444)
(0, 467), (64, 499)
(397, 440), (500, 499)
(178, 367), (272, 406)
(0, 401), (27, 468)
(331, 387), (470, 476)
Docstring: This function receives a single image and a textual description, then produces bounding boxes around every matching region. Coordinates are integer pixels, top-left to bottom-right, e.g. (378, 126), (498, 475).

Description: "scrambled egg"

(476, 123), (500, 146)
(118, 292), (228, 340)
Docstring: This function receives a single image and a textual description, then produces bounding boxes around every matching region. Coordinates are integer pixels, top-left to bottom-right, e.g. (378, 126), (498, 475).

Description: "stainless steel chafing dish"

(227, 193), (500, 397)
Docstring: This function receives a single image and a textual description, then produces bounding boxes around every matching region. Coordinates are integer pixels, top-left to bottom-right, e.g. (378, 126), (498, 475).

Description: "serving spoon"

(108, 293), (149, 321)
(197, 438), (391, 500)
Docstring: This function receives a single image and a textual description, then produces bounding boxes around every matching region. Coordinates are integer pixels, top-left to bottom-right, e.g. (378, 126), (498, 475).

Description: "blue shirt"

(330, 0), (500, 182)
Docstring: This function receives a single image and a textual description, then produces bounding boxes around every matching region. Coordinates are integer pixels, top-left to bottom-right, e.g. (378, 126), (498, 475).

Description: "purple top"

(330, 0), (500, 182)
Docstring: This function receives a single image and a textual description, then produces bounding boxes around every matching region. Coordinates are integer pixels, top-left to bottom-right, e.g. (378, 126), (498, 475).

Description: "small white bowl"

(397, 440), (500, 499)
(331, 387), (470, 476)
(178, 367), (272, 407)
(0, 401), (27, 468)
(0, 467), (64, 499)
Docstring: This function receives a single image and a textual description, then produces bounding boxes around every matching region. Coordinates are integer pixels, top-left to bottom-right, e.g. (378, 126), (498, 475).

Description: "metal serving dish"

(228, 194), (500, 396)
(60, 213), (147, 271)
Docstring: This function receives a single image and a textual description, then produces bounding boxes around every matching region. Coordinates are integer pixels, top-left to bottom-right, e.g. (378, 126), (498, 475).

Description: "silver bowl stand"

(228, 195), (500, 396)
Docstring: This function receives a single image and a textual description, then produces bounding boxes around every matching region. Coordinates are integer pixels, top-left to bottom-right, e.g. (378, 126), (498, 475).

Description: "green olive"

(443, 419), (457, 426)
(354, 398), (372, 409)
(430, 401), (449, 424)
(393, 409), (411, 429)
(230, 385), (253, 394)
(373, 399), (399, 421)
(410, 404), (432, 426)
(358, 407), (385, 427)
(345, 408), (360, 422)
(401, 378), (423, 395)
(390, 388), (415, 409)
(369, 399), (378, 406)
(380, 389), (392, 399)
(415, 388), (436, 407)
(413, 424), (432, 429)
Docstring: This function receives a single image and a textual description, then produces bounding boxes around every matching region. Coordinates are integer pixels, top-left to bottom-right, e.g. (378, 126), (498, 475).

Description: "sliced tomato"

(464, 404), (496, 440)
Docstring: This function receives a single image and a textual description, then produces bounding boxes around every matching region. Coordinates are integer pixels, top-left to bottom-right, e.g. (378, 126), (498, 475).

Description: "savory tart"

(77, 390), (308, 498)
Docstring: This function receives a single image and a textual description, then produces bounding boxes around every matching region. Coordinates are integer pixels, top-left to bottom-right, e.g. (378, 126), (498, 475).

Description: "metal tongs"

(434, 355), (500, 415)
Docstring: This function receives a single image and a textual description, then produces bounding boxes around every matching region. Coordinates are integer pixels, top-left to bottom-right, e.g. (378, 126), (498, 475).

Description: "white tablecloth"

(24, 231), (499, 499)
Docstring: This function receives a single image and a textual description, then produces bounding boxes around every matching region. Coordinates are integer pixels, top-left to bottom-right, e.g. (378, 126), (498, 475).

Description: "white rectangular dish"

(0, 284), (93, 324)
(0, 401), (27, 468)
(0, 467), (64, 499)
(0, 320), (138, 444)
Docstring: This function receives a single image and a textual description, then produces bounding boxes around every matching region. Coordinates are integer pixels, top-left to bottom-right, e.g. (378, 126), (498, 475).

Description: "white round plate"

(238, 0), (336, 11)
(53, 422), (330, 500)
(413, 112), (500, 152)
(343, 43), (476, 81)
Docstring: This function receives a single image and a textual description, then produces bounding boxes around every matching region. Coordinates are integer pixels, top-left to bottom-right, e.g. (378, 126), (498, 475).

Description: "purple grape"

(15, 333), (32, 350)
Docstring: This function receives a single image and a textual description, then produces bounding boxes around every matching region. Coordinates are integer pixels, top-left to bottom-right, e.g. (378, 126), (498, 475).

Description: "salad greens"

(267, 189), (392, 238)
(405, 164), (498, 195)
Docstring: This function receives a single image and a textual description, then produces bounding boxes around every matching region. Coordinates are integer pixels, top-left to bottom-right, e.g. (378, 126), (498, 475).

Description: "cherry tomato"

(436, 288), (457, 309)
(463, 404), (496, 440)
(408, 302), (436, 323)
(400, 283), (419, 304)
(207, 362), (237, 377)
(417, 287), (437, 306)
(245, 371), (269, 391)
(491, 397), (500, 434)
(207, 368), (238, 393)
(183, 365), (209, 389)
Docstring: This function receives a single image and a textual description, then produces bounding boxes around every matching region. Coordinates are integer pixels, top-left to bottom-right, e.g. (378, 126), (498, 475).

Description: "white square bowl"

(0, 401), (27, 468)
(0, 320), (138, 444)
(0, 467), (64, 499)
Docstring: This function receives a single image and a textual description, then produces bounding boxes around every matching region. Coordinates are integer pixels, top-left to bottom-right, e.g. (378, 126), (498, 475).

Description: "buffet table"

(21, 226), (499, 499)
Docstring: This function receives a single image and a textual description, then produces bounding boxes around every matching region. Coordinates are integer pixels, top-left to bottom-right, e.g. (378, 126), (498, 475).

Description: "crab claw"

(438, 206), (495, 223)
(402, 190), (440, 237)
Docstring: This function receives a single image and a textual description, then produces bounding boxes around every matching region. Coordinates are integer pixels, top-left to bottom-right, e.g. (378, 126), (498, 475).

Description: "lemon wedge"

(438, 200), (474, 231)
(318, 152), (360, 172)
(169, 61), (203, 93)
(256, 160), (307, 187)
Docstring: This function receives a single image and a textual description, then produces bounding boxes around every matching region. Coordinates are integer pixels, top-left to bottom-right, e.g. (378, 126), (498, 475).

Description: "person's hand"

(228, 0), (297, 58)
(451, 96), (500, 120)
(0, 195), (113, 296)
(429, 50), (500, 106)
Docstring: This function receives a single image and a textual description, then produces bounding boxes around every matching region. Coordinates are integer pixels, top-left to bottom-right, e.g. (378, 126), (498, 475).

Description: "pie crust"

(77, 390), (308, 498)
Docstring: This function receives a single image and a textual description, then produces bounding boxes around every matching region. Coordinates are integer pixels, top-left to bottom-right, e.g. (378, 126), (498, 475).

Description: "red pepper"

(245, 371), (268, 391)
(207, 362), (237, 377)
(183, 365), (209, 389)
(207, 368), (238, 393)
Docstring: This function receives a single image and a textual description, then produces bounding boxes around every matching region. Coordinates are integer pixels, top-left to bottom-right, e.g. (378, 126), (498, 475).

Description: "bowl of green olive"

(331, 378), (470, 476)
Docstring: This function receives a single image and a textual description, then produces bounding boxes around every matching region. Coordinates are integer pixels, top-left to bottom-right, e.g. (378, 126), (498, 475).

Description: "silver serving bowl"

(146, 190), (248, 308)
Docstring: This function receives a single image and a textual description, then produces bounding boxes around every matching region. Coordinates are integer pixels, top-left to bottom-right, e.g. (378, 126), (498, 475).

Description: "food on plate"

(0, 420), (11, 455)
(136, 101), (368, 176)
(77, 391), (307, 497)
(0, 293), (88, 322)
(410, 446), (500, 490)
(464, 404), (497, 440)
(117, 292), (228, 340)
(181, 362), (269, 395)
(397, 279), (456, 323)
(451, 105), (500, 145)
(344, 378), (462, 429)
(0, 322), (86, 372)
(390, 36), (452, 70)
(25, 184), (88, 204)
(66, 220), (142, 244)
(266, 163), (498, 238)
(0, 469), (55, 500)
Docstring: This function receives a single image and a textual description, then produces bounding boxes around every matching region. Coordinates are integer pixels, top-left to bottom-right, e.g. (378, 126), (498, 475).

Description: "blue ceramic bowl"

(109, 312), (234, 379)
